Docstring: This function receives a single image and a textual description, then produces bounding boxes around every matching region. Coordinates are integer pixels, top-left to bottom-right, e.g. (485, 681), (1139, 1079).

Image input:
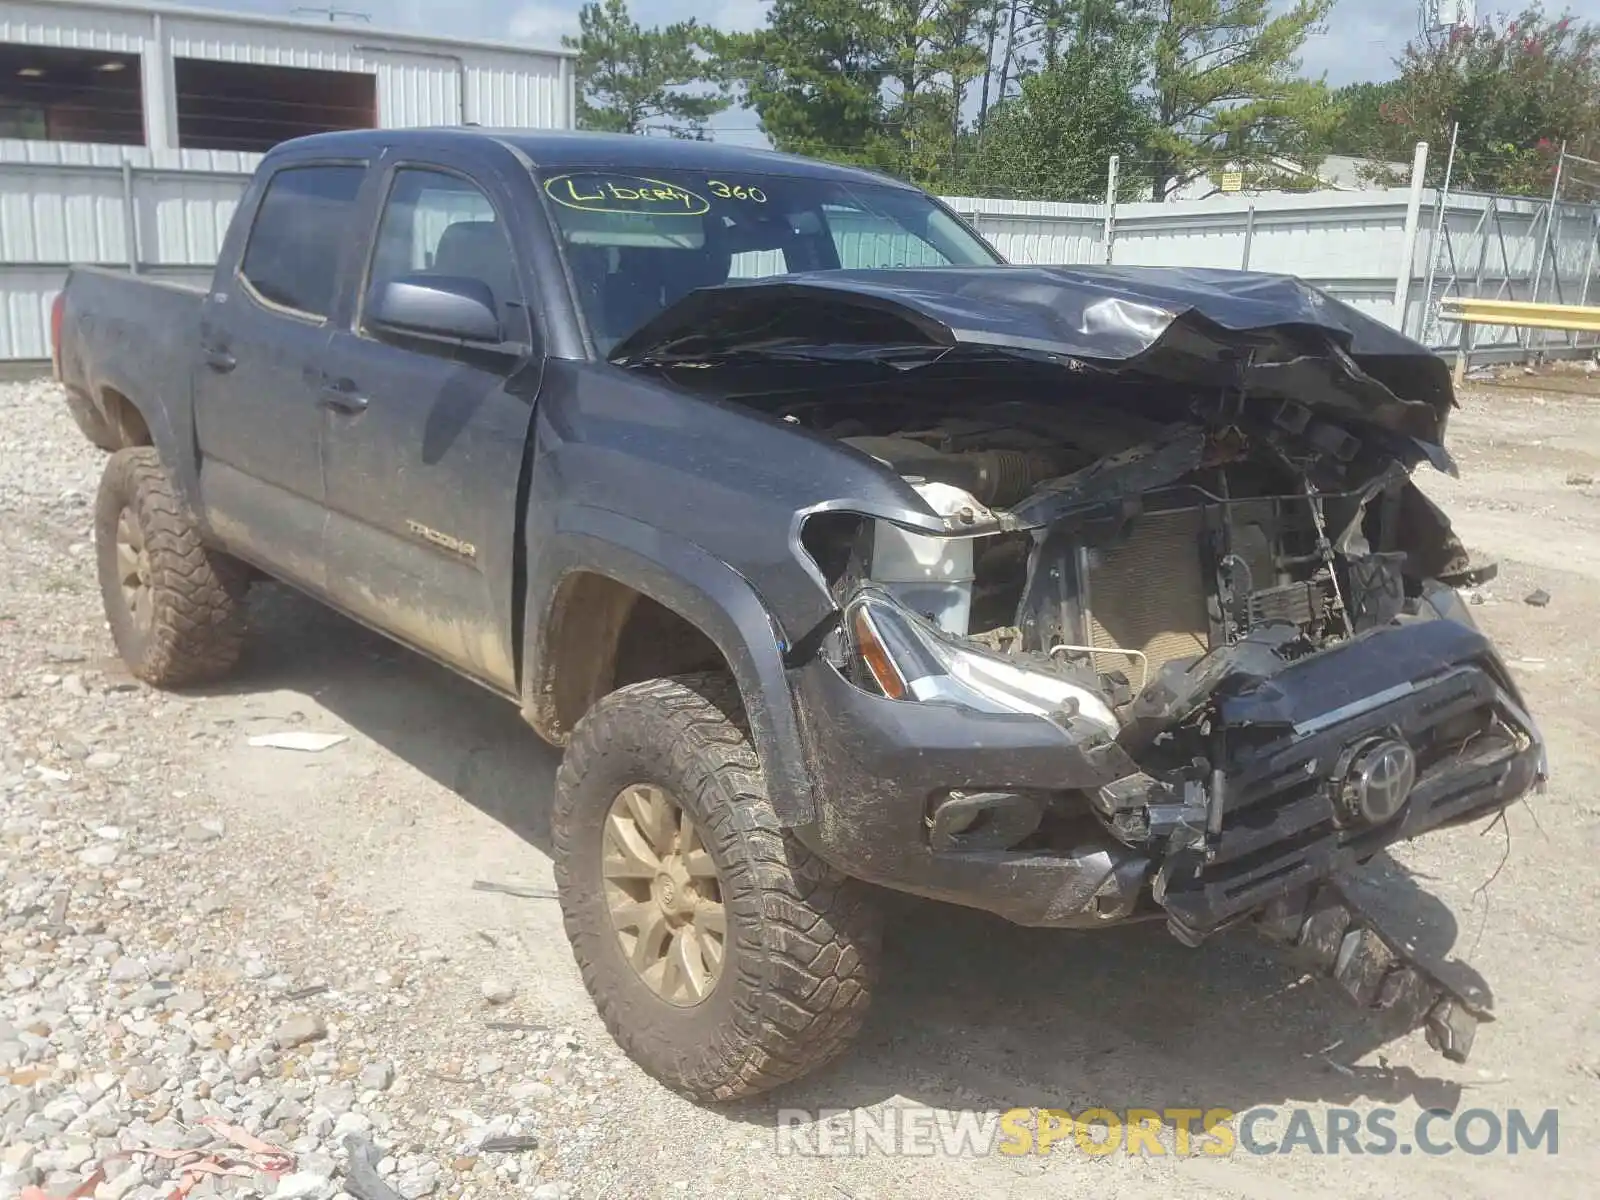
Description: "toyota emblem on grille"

(1339, 738), (1417, 826)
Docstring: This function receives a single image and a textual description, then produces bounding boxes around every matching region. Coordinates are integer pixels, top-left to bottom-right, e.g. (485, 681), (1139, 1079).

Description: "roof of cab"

(273, 128), (918, 191)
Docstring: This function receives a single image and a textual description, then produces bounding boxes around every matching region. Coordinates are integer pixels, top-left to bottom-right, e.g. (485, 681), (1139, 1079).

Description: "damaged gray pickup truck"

(54, 129), (1546, 1102)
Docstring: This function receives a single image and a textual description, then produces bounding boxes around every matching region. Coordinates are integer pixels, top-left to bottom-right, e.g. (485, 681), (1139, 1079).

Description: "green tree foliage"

(723, 0), (994, 186)
(600, 0), (1461, 204)
(563, 0), (728, 137)
(962, 16), (1154, 199)
(719, 0), (894, 167)
(1326, 80), (1403, 158)
(1358, 8), (1600, 196)
(1150, 0), (1336, 198)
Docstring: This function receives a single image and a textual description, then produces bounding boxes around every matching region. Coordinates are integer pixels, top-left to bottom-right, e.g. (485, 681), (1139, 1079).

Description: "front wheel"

(553, 674), (881, 1101)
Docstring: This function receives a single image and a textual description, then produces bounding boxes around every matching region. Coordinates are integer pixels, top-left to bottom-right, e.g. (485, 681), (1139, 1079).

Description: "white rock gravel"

(0, 380), (619, 1200)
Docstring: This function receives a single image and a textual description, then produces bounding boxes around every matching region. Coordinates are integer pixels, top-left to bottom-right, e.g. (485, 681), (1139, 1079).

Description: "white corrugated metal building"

(1, 0), (574, 361)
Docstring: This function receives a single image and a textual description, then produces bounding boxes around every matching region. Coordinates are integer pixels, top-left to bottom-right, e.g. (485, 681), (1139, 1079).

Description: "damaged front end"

(619, 266), (1549, 1061)
(799, 410), (1543, 1061)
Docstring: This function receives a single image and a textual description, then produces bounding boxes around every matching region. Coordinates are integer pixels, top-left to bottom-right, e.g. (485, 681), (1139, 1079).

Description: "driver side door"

(319, 158), (541, 693)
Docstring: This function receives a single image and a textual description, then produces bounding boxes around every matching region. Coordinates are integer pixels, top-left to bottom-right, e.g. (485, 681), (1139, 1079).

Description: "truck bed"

(56, 267), (206, 450)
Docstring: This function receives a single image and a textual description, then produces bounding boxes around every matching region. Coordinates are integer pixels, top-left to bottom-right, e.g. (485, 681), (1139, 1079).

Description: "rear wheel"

(94, 448), (248, 687)
(553, 673), (881, 1101)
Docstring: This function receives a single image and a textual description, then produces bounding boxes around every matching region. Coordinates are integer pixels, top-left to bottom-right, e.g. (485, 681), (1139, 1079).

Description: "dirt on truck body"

(52, 128), (1545, 1102)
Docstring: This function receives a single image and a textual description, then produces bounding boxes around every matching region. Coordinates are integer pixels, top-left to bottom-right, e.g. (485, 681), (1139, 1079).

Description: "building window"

(175, 59), (377, 153)
(0, 45), (144, 145)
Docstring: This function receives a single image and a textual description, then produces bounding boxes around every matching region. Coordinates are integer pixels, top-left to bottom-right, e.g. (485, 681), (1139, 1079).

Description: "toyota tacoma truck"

(53, 128), (1546, 1100)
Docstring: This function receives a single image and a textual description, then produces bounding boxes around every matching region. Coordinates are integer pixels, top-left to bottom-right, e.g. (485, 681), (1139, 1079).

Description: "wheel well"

(536, 572), (732, 740)
(100, 388), (152, 448)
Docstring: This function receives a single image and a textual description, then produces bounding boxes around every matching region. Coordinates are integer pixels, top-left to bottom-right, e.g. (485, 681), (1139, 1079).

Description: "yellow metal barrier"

(1441, 297), (1600, 384)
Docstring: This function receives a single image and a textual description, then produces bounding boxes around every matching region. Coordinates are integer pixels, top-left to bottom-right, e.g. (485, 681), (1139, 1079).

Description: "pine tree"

(1150, 0), (1336, 198)
(564, 0), (728, 138)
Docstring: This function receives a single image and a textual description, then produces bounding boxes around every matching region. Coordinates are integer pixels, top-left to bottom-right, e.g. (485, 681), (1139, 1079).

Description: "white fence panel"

(0, 144), (254, 357)
(141, 169), (252, 266)
(5, 148), (1600, 362)
(945, 196), (1103, 265)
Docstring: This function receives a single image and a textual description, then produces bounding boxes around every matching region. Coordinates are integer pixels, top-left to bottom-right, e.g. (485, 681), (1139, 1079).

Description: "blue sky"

(196, 0), (1600, 144)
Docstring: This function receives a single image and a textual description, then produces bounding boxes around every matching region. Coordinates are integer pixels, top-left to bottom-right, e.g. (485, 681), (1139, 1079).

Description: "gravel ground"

(2, 376), (1597, 1200)
(0, 385), (614, 1199)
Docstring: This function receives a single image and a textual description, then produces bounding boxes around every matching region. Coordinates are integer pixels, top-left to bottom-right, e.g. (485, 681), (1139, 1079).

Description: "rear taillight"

(50, 291), (65, 378)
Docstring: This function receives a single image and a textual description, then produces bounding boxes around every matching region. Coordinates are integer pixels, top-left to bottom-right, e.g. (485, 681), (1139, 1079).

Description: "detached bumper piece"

(1255, 877), (1491, 1063)
(1150, 619), (1543, 939)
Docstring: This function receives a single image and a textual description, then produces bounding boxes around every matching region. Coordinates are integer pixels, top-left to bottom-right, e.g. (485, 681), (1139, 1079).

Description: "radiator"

(1085, 509), (1211, 679)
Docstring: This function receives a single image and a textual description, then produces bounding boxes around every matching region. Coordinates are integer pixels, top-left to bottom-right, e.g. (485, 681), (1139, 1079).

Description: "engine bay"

(781, 384), (1438, 716)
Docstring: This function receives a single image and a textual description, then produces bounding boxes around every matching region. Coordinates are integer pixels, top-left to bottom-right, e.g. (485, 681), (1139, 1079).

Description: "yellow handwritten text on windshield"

(544, 174), (710, 216)
(707, 179), (768, 203)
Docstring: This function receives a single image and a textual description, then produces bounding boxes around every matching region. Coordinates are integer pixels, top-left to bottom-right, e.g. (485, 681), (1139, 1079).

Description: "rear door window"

(239, 164), (366, 319)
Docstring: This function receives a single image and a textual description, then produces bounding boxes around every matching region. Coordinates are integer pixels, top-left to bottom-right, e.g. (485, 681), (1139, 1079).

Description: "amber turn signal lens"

(852, 607), (908, 700)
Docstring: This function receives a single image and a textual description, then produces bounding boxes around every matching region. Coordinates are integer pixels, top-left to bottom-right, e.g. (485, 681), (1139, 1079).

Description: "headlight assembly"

(844, 588), (1120, 735)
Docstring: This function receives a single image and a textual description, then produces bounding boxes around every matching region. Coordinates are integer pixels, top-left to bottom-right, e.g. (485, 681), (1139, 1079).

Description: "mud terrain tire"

(554, 673), (881, 1101)
(94, 447), (247, 687)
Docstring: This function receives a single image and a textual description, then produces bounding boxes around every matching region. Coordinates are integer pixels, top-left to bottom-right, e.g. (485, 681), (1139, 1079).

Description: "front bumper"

(791, 656), (1152, 927)
(1153, 619), (1543, 939)
(792, 610), (1544, 936)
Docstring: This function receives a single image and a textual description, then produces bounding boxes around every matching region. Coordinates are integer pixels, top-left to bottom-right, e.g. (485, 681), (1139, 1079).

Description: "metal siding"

(373, 58), (460, 129)
(0, 155), (129, 265)
(164, 18), (366, 72)
(0, 145), (259, 359)
(160, 30), (567, 130)
(466, 58), (567, 128)
(141, 169), (251, 265)
(729, 250), (784, 278)
(1, 3), (572, 360)
(829, 213), (949, 268)
(1, 139), (139, 168)
(1, 267), (59, 359)
(943, 195), (1103, 265)
(0, 1), (149, 53)
(5, 1), (572, 144)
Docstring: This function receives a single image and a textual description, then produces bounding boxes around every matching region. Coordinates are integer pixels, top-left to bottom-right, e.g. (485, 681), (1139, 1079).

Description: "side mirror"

(367, 274), (501, 344)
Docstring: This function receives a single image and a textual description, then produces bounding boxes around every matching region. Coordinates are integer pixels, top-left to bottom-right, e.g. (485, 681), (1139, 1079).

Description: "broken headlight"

(844, 588), (1120, 735)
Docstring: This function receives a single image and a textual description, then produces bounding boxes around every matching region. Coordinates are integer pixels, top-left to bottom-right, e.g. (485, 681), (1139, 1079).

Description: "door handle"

(202, 348), (236, 373)
(319, 385), (369, 415)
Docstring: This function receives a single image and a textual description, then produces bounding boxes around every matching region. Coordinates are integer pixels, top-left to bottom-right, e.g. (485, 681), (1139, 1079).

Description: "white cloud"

(712, 0), (770, 32)
(508, 2), (581, 45)
(1297, 0), (1416, 87)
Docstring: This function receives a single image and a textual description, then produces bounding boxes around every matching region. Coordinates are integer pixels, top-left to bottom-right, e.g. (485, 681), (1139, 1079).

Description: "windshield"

(535, 167), (998, 353)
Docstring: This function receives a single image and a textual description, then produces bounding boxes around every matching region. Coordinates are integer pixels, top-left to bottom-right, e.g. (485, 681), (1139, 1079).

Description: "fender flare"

(87, 367), (202, 516)
(522, 504), (818, 826)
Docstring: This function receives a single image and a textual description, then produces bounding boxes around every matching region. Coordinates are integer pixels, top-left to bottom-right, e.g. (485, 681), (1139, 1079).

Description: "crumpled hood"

(611, 265), (1455, 444)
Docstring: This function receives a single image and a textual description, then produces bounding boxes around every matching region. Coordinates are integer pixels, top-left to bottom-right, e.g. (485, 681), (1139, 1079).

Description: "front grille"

(1158, 661), (1540, 934)
(1086, 510), (1210, 677)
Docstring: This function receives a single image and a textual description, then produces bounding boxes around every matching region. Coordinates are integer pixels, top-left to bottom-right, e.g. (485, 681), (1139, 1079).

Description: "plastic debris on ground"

(246, 731), (350, 752)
